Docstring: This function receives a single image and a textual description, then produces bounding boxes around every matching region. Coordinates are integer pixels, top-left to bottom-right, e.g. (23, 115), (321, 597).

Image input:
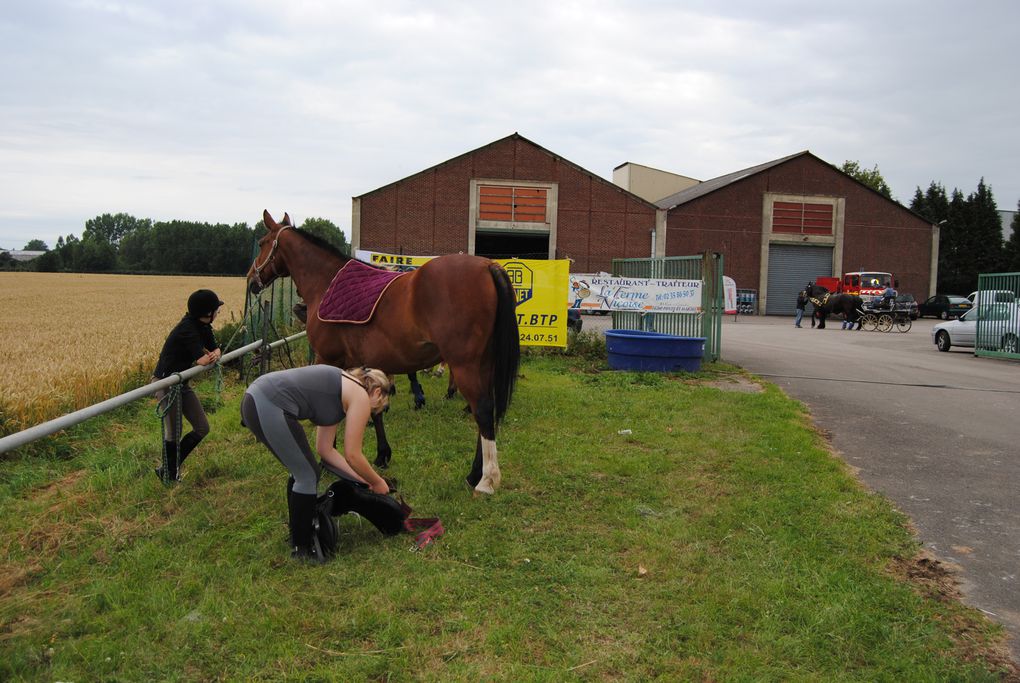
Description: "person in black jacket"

(152, 289), (223, 482)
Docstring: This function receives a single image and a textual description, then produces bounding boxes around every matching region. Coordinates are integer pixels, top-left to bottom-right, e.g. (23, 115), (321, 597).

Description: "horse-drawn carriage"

(857, 297), (912, 333)
(804, 283), (911, 332)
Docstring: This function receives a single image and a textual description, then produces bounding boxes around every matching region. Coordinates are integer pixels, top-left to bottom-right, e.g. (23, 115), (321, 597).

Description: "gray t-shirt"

(247, 365), (346, 425)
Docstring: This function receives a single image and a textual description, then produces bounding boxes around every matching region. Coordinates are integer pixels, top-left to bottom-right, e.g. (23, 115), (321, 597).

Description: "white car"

(932, 303), (1020, 353)
(966, 290), (1016, 306)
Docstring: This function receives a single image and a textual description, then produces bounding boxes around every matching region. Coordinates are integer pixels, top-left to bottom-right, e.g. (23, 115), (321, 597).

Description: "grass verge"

(0, 353), (1015, 681)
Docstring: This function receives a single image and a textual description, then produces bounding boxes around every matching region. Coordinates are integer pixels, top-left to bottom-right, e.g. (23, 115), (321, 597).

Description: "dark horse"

(804, 283), (864, 330)
(247, 211), (520, 494)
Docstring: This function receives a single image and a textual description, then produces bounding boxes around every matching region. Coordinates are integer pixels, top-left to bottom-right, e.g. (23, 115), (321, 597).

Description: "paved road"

(584, 312), (1020, 657)
(720, 314), (1020, 658)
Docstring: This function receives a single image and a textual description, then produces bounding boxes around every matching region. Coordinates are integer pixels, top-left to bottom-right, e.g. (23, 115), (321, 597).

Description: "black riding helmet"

(187, 289), (224, 318)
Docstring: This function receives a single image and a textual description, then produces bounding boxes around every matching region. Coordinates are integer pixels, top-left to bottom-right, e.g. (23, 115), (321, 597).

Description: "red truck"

(816, 271), (895, 298)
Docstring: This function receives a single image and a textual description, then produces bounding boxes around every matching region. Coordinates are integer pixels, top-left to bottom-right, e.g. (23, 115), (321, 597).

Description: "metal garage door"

(765, 244), (833, 315)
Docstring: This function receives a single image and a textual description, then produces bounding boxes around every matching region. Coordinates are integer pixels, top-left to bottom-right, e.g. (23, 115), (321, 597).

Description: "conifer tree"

(966, 178), (1003, 277)
(1003, 202), (1020, 272)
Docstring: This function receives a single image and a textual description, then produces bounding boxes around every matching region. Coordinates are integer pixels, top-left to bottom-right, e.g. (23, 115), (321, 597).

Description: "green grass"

(0, 349), (1014, 681)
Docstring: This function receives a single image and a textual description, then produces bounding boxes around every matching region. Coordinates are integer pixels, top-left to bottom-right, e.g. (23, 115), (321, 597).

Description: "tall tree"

(910, 182), (950, 224)
(911, 182), (953, 291)
(840, 160), (893, 199)
(967, 179), (1003, 275)
(77, 238), (117, 272)
(83, 213), (150, 245)
(34, 248), (63, 272)
(940, 188), (971, 294)
(913, 180), (1006, 293)
(23, 239), (48, 251)
(300, 217), (349, 254)
(1003, 203), (1020, 273)
(60, 234), (82, 272)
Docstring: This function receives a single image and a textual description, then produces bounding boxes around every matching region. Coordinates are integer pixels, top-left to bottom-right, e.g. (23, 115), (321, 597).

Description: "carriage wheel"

(895, 316), (912, 333)
(861, 313), (878, 332)
(877, 314), (893, 332)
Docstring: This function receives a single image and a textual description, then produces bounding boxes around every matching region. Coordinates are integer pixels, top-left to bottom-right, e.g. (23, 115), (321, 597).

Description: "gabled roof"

(356, 132), (660, 210)
(656, 148), (934, 224)
(655, 150), (935, 225)
(655, 151), (807, 209)
(0, 249), (45, 261)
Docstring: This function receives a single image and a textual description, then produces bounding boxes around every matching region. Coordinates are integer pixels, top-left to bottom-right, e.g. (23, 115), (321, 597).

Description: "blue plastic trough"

(605, 329), (706, 372)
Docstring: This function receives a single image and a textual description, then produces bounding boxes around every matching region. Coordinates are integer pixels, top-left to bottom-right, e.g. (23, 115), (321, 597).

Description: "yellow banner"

(354, 250), (433, 270)
(354, 250), (570, 348)
(499, 259), (570, 348)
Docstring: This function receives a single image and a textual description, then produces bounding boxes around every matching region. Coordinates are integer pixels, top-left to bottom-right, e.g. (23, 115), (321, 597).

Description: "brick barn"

(352, 135), (938, 315)
(639, 152), (938, 315)
(351, 133), (661, 273)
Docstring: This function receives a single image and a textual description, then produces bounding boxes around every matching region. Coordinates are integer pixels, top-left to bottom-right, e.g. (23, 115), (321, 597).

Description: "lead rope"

(155, 376), (183, 485)
(396, 496), (445, 552)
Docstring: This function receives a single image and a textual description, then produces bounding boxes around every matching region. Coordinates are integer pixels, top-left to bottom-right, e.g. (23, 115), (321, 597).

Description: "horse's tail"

(489, 264), (521, 426)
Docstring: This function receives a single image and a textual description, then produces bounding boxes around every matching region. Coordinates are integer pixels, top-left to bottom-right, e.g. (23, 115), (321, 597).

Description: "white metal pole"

(0, 331), (306, 455)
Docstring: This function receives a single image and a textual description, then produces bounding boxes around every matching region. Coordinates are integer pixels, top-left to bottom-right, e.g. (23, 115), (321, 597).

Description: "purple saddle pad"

(317, 260), (406, 324)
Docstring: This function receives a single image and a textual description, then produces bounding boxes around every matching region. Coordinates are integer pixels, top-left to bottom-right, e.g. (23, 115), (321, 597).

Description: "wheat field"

(0, 272), (247, 433)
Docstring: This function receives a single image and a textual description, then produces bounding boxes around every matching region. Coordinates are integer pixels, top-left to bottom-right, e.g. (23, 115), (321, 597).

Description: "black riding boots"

(155, 441), (179, 483)
(288, 490), (325, 564)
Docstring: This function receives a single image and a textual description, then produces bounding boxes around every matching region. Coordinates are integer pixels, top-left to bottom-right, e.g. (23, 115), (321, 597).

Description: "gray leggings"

(241, 388), (321, 495)
(156, 382), (209, 442)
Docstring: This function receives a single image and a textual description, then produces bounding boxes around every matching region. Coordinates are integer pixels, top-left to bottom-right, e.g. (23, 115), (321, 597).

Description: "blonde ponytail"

(344, 367), (392, 414)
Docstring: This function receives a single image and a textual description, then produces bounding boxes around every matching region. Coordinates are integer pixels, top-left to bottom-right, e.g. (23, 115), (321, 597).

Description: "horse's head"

(247, 210), (294, 295)
(805, 283), (829, 307)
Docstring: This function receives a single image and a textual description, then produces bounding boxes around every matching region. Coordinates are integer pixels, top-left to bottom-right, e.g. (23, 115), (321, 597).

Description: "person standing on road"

(795, 290), (808, 328)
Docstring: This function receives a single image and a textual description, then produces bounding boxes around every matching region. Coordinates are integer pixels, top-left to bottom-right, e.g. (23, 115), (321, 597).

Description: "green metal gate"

(974, 272), (1020, 360)
(611, 252), (723, 362)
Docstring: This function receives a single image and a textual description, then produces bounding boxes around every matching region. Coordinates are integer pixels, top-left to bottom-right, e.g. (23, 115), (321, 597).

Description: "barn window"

(477, 184), (550, 230)
(771, 201), (834, 235)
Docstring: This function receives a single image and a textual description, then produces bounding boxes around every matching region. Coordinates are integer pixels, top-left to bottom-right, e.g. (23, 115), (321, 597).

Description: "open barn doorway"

(474, 231), (550, 260)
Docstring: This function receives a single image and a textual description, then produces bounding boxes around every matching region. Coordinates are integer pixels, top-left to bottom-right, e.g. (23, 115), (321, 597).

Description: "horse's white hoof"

(474, 480), (495, 495)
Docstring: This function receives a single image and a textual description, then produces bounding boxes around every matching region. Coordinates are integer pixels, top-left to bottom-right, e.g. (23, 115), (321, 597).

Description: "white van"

(967, 290), (1016, 306)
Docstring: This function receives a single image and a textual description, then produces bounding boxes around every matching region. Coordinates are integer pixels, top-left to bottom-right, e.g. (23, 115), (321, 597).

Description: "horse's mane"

(291, 227), (350, 261)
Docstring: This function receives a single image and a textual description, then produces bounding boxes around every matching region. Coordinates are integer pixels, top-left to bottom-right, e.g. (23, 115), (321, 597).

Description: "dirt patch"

(0, 561), (44, 599)
(889, 549), (962, 603)
(700, 376), (763, 393)
(889, 550), (1020, 680)
(33, 469), (88, 508)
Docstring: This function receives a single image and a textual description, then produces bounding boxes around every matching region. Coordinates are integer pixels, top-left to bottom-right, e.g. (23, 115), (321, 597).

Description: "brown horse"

(246, 211), (520, 494)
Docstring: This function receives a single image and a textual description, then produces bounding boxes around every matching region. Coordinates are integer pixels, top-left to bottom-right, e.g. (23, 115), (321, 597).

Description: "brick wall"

(665, 155), (933, 298)
(357, 135), (657, 272)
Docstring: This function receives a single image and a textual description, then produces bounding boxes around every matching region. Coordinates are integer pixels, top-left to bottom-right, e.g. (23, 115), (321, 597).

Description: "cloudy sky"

(2, 0), (1017, 249)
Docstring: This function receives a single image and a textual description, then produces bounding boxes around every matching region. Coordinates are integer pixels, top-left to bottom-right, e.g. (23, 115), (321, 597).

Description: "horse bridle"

(251, 224), (292, 290)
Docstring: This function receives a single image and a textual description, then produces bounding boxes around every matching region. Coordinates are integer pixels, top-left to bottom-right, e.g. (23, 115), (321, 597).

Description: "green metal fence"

(610, 252), (723, 362)
(974, 272), (1020, 360)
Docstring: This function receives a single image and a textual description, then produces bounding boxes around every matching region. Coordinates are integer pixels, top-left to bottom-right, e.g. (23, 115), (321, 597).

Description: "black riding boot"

(285, 477), (296, 544)
(177, 432), (203, 467)
(156, 441), (179, 483)
(288, 491), (324, 564)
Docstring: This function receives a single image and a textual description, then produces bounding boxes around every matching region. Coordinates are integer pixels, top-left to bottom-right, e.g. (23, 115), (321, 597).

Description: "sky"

(2, 0), (1018, 250)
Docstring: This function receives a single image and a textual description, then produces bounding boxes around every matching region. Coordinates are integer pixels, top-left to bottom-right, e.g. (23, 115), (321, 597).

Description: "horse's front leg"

(407, 372), (426, 410)
(372, 411), (393, 469)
